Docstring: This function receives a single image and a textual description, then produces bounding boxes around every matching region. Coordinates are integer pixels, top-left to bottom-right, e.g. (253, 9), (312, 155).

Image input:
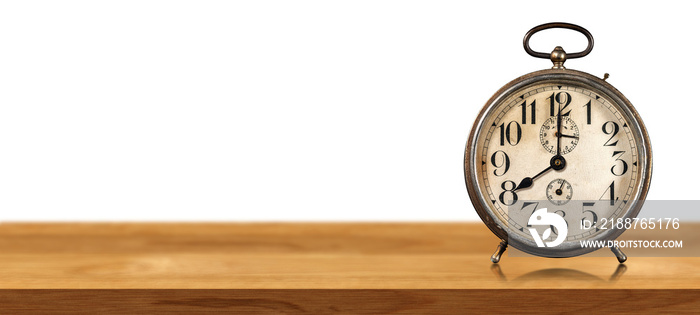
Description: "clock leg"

(610, 245), (627, 263)
(491, 240), (508, 263)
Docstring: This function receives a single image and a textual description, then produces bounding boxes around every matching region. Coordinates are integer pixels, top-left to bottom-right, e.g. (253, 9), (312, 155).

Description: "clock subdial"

(540, 116), (579, 155)
(546, 178), (573, 205)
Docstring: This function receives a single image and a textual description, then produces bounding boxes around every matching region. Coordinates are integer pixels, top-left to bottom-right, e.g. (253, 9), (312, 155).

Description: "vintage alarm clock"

(464, 23), (652, 263)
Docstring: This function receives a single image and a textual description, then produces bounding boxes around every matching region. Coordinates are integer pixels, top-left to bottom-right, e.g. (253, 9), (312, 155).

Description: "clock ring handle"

(523, 22), (594, 59)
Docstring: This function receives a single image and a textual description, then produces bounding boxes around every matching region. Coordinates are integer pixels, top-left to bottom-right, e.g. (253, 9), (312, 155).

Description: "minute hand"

(556, 103), (562, 155)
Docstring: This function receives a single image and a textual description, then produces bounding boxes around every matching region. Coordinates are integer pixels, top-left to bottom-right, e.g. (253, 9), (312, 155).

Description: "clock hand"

(514, 165), (553, 191)
(560, 133), (579, 139)
(514, 155), (567, 191)
(556, 103), (562, 155)
(556, 179), (566, 195)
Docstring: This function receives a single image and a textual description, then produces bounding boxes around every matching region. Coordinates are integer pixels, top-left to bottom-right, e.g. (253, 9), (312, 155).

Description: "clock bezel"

(464, 69), (653, 258)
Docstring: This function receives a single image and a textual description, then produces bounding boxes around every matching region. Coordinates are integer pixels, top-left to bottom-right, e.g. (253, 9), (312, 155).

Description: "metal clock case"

(464, 23), (652, 263)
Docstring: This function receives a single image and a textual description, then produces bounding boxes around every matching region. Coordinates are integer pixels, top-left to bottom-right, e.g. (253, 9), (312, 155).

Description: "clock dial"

(540, 116), (579, 155)
(546, 178), (573, 206)
(474, 83), (642, 242)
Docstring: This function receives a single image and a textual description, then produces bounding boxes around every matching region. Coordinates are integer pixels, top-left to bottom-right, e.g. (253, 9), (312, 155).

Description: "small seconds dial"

(546, 178), (573, 205)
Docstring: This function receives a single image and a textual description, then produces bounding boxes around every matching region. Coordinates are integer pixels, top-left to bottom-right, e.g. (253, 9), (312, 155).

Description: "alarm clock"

(464, 23), (652, 263)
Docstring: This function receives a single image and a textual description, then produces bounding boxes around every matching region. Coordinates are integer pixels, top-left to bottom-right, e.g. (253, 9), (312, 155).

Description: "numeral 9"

(490, 150), (510, 176)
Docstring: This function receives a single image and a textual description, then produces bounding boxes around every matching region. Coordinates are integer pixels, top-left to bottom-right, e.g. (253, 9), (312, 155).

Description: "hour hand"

(560, 133), (579, 139)
(514, 165), (553, 191)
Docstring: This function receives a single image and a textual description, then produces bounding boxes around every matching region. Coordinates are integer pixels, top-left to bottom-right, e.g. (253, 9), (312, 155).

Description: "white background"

(0, 1), (695, 221)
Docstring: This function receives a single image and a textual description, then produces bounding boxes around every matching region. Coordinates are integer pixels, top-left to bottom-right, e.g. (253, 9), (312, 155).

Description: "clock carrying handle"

(523, 22), (594, 59)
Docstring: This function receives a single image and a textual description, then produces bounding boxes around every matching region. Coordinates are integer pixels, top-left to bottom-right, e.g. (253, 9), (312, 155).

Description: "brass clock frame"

(464, 23), (653, 263)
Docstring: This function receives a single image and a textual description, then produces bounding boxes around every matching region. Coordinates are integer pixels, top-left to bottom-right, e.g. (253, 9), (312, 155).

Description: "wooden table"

(0, 223), (698, 313)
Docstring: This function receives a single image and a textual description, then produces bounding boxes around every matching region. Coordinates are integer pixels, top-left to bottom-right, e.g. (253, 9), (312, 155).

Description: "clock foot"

(491, 240), (508, 263)
(610, 245), (627, 263)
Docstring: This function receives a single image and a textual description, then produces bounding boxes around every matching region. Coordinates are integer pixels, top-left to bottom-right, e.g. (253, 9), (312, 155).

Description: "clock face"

(469, 76), (650, 250)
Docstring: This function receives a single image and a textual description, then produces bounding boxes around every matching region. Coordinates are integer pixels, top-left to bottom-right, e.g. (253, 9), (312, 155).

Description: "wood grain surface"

(0, 222), (698, 313)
